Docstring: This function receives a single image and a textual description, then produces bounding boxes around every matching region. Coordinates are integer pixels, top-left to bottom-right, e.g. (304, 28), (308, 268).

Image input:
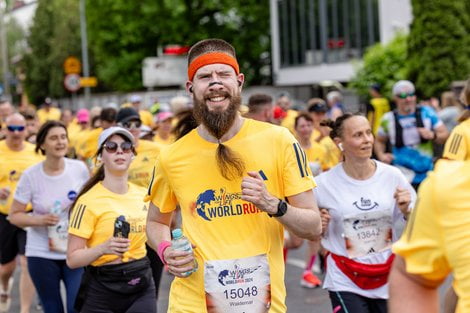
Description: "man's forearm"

(146, 220), (171, 251)
(278, 206), (321, 241)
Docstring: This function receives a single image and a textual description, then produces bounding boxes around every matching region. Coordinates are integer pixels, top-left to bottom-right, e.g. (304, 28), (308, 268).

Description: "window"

(278, 0), (380, 67)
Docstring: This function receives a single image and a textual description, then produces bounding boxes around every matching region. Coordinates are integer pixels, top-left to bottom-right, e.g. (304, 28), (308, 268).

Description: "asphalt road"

(6, 244), (451, 312)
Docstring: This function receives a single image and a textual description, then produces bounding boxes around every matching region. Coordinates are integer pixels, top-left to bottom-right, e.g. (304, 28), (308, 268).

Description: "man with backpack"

(374, 80), (448, 189)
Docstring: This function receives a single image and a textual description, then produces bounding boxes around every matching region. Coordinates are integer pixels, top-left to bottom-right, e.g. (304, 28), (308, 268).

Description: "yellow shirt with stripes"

(69, 182), (148, 266)
(145, 118), (316, 312)
(443, 119), (470, 160)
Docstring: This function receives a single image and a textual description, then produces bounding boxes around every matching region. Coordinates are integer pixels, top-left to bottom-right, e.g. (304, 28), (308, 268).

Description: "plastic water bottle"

(50, 200), (62, 215)
(171, 228), (198, 276)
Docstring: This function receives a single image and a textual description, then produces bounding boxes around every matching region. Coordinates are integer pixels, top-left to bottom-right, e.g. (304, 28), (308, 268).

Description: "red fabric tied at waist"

(330, 253), (395, 290)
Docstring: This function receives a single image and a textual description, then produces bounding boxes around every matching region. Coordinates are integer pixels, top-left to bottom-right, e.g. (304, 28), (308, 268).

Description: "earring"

(97, 156), (102, 162)
(338, 143), (343, 151)
(131, 155), (136, 160)
(189, 86), (193, 93)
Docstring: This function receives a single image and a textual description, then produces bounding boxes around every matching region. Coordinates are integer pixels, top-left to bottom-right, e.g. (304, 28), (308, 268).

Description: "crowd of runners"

(0, 38), (468, 313)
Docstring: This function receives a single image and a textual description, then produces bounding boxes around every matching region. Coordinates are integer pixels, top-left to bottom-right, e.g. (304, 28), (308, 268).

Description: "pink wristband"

(157, 240), (171, 265)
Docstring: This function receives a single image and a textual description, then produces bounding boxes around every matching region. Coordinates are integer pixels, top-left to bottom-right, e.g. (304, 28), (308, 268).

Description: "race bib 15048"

(205, 254), (271, 313)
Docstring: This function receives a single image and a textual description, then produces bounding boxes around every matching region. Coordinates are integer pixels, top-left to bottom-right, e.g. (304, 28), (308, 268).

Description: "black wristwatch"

(269, 199), (288, 218)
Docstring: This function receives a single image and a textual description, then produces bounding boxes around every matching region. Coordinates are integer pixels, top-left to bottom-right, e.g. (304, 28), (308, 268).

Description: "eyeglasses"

(7, 125), (25, 132)
(122, 120), (142, 129)
(397, 92), (415, 99)
(103, 141), (133, 154)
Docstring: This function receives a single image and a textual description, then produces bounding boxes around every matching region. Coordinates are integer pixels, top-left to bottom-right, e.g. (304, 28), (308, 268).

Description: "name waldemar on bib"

(342, 209), (393, 259)
(205, 254), (271, 313)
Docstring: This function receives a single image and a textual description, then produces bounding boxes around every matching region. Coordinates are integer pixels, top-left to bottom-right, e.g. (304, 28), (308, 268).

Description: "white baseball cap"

(392, 80), (415, 96)
(97, 126), (135, 150)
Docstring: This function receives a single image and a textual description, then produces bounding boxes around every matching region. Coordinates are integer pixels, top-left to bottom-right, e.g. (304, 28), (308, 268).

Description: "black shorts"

(0, 213), (26, 264)
(329, 290), (387, 313)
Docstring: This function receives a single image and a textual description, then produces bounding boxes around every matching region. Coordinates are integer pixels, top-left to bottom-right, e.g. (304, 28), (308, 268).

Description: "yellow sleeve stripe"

(71, 204), (86, 229)
(448, 134), (462, 155)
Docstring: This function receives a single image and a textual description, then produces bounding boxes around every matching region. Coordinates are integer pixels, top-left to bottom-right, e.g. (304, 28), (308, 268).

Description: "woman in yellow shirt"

(67, 127), (155, 313)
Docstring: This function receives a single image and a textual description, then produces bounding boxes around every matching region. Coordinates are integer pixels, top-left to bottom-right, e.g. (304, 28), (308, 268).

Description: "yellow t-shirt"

(128, 140), (161, 188)
(153, 133), (175, 146)
(37, 107), (61, 125)
(303, 141), (327, 172)
(443, 119), (470, 161)
(368, 98), (391, 135)
(146, 119), (316, 312)
(76, 127), (102, 161)
(393, 160), (470, 313)
(139, 110), (154, 127)
(0, 141), (43, 214)
(69, 182), (148, 266)
(280, 109), (298, 134)
(311, 131), (341, 171)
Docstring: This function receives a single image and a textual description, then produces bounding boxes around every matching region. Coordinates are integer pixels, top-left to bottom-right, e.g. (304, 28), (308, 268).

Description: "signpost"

(63, 73), (81, 92)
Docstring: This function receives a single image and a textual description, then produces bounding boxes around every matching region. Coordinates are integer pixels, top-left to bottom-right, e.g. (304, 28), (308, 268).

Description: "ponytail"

(216, 143), (245, 180)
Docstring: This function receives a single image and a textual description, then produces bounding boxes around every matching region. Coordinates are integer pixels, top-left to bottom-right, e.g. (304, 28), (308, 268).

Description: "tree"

(23, 0), (81, 106)
(86, 0), (271, 91)
(349, 34), (408, 99)
(407, 0), (470, 98)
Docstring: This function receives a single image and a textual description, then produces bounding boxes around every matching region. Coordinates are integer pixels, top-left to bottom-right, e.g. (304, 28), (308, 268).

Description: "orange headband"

(188, 52), (239, 81)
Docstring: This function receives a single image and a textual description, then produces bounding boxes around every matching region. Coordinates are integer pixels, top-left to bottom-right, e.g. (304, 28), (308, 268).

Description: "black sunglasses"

(122, 120), (142, 129)
(7, 125), (25, 132)
(103, 141), (133, 154)
(397, 92), (415, 99)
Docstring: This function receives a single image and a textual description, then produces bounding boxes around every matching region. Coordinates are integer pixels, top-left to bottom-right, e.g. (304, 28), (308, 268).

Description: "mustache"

(204, 90), (230, 100)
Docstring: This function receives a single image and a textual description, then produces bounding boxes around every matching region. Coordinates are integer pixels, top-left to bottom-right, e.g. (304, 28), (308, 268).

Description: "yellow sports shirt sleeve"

(280, 129), (316, 197)
(443, 122), (469, 160)
(68, 200), (97, 239)
(145, 157), (177, 213)
(393, 174), (451, 281)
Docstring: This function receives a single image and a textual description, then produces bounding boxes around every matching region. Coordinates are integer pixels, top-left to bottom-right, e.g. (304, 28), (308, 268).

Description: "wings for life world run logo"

(218, 263), (261, 286)
(194, 188), (262, 221)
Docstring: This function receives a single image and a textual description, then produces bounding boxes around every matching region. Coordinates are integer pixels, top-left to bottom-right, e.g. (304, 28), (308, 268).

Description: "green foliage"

(24, 0), (81, 105)
(408, 0), (470, 98)
(86, 0), (271, 91)
(350, 34), (408, 99)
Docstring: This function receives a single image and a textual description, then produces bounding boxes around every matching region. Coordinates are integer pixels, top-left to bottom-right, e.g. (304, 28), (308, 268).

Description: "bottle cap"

(172, 228), (183, 239)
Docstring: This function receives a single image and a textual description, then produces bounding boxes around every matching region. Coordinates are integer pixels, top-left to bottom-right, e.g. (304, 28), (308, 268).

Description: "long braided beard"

(193, 91), (245, 180)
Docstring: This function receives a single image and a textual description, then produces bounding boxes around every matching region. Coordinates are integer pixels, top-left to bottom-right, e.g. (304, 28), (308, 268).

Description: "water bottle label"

(204, 254), (271, 312)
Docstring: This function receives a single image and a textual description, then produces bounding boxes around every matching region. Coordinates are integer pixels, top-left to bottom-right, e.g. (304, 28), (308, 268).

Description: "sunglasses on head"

(122, 120), (142, 129)
(397, 92), (415, 99)
(7, 125), (25, 132)
(103, 141), (133, 154)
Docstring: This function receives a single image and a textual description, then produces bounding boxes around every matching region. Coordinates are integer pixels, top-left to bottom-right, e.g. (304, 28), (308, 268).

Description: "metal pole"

(79, 0), (90, 106)
(0, 2), (10, 99)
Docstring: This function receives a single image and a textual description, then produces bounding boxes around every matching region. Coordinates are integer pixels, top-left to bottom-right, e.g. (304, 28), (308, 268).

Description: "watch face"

(277, 200), (288, 216)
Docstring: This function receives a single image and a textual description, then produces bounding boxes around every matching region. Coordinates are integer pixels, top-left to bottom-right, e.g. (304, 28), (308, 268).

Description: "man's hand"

(164, 247), (196, 278)
(417, 127), (435, 140)
(241, 171), (278, 216)
(394, 187), (412, 216)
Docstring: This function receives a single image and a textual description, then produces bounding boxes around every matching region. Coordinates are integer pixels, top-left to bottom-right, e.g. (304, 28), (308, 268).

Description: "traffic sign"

(63, 57), (81, 74)
(64, 73), (81, 92)
(79, 77), (98, 87)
